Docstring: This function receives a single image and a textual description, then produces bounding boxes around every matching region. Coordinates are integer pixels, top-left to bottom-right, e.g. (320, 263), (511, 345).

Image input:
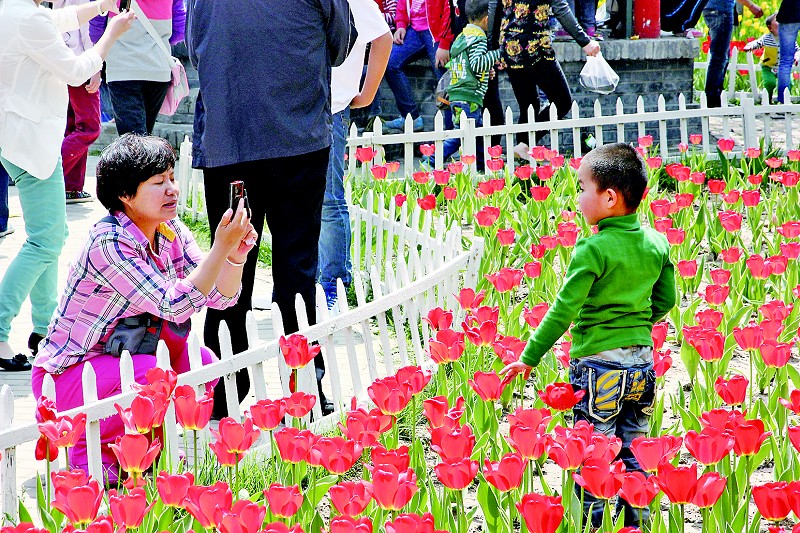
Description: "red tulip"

(430, 424), (475, 461)
(649, 199), (673, 217)
(51, 472), (104, 526)
(371, 444), (411, 471)
(156, 471), (194, 507)
(517, 493), (564, 533)
(454, 288), (485, 310)
(618, 472), (660, 508)
(753, 482), (792, 521)
(573, 458), (625, 499)
(718, 210), (743, 232)
(264, 483), (303, 518)
(210, 417), (260, 460)
(665, 228), (685, 245)
(432, 169), (450, 185)
(368, 375), (414, 415)
(383, 513), (435, 533)
(485, 267), (523, 292)
(714, 375), (748, 405)
(248, 398), (287, 431)
(283, 391), (316, 418)
(37, 413), (86, 449)
(216, 500), (267, 533)
(469, 371), (508, 402)
(328, 480), (373, 516)
(700, 408), (745, 433)
(760, 300), (793, 321)
(108, 434), (160, 476)
(717, 138), (735, 152)
(654, 463), (699, 504)
(523, 303), (550, 328)
(492, 335), (527, 365)
(183, 482), (233, 529)
(274, 427), (316, 463)
(309, 436), (362, 475)
(685, 427), (734, 465)
(496, 228), (516, 246)
(483, 452), (525, 492)
(461, 154), (477, 165)
(780, 241), (800, 259)
(677, 260), (698, 278)
(279, 334), (320, 369)
(653, 349), (672, 377)
(759, 340), (793, 367)
(689, 133), (702, 144)
(109, 488), (154, 530)
(462, 316), (498, 347)
(530, 186), (552, 202)
(394, 193), (407, 207)
(395, 365), (432, 395)
(355, 147), (376, 163)
(435, 457), (479, 490)
(515, 165), (533, 180)
(584, 433), (622, 463)
(261, 523), (303, 533)
(700, 284), (730, 306)
(419, 143), (435, 156)
(115, 392), (168, 434)
(325, 516), (372, 533)
(779, 390), (800, 415)
(707, 179), (725, 194)
(1, 524), (50, 533)
(732, 418), (771, 456)
(423, 396), (465, 429)
(34, 434), (58, 462)
(631, 435), (682, 473)
(720, 247), (742, 263)
(650, 322), (668, 351)
(733, 324), (763, 351)
(538, 382), (585, 411)
(447, 161), (463, 174)
(508, 423), (549, 460)
(508, 406), (552, 429)
(536, 165), (555, 181)
(174, 385), (214, 431)
(417, 194), (437, 210)
(370, 164), (388, 180)
(443, 186), (457, 201)
(789, 425), (800, 453)
(427, 328), (465, 364)
(741, 189), (761, 207)
(692, 472), (727, 508)
(370, 465), (418, 511)
(475, 206), (501, 226)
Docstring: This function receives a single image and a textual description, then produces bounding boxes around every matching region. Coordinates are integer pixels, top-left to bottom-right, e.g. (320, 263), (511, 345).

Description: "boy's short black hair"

(582, 143), (647, 211)
(466, 0), (489, 22)
(96, 133), (176, 212)
(766, 13), (777, 27)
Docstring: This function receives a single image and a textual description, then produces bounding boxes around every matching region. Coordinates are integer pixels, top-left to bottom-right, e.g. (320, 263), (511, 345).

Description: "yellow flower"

(506, 40), (522, 56)
(514, 3), (530, 18)
(534, 4), (550, 22)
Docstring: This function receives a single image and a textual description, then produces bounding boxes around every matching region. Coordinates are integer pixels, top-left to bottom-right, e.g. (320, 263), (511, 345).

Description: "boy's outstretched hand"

(499, 361), (534, 381)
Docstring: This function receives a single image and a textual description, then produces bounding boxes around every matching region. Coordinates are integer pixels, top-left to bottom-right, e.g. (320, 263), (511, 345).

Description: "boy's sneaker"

(0, 227), (14, 238)
(384, 116), (424, 132)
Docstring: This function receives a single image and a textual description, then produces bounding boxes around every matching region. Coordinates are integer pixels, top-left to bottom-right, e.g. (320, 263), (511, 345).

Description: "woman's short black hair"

(96, 133), (176, 212)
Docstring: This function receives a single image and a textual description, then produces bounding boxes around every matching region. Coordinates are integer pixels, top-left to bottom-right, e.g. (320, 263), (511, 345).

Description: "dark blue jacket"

(187, 0), (356, 167)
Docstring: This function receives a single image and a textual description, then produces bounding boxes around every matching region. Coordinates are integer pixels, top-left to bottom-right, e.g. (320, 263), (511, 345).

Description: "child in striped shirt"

(745, 14), (800, 103)
(439, 0), (500, 163)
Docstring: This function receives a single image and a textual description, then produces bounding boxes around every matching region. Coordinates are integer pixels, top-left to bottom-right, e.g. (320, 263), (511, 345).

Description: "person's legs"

(777, 22), (800, 103)
(203, 162), (267, 419)
(533, 59), (574, 143)
(576, 0), (597, 34)
(142, 81), (171, 134)
(62, 83), (101, 193)
(0, 154), (67, 342)
(484, 74), (504, 146)
(31, 354), (157, 483)
(442, 101), (483, 161)
(703, 6), (734, 108)
(318, 108), (352, 307)
(507, 68), (541, 148)
(108, 80), (149, 135)
(384, 28), (428, 119)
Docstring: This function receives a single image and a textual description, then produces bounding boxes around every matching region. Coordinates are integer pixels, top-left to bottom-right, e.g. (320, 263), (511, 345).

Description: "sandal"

(0, 354), (32, 371)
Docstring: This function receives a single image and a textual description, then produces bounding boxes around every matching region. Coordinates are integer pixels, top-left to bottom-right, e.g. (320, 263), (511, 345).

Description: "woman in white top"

(0, 0), (135, 371)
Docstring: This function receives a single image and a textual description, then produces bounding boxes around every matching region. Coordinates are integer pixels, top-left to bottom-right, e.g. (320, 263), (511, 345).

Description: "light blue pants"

(0, 151), (68, 342)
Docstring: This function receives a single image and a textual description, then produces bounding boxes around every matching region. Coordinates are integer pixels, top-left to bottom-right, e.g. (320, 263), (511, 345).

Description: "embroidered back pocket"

(587, 366), (626, 423)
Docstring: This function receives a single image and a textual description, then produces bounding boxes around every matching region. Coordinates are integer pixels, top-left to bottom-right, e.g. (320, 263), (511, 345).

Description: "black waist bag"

(106, 314), (163, 357)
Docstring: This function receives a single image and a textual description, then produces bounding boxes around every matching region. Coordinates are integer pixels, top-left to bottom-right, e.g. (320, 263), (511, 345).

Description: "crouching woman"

(31, 134), (257, 481)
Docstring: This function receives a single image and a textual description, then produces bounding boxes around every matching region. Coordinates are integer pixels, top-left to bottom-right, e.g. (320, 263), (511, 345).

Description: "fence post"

(463, 116), (477, 176)
(0, 385), (17, 525)
(741, 97), (758, 149)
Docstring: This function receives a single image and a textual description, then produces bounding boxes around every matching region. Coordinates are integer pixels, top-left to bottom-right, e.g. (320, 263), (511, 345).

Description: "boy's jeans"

(703, 6), (734, 108)
(777, 22), (800, 103)
(318, 107), (352, 300)
(569, 346), (656, 527)
(442, 101), (484, 162)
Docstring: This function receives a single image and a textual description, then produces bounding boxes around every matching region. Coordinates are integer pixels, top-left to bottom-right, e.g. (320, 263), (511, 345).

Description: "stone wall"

(94, 38), (701, 155)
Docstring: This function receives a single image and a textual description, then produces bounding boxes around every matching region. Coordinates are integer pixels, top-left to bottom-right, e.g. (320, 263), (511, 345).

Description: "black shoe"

(28, 332), (44, 356)
(0, 354), (32, 371)
(316, 367), (335, 416)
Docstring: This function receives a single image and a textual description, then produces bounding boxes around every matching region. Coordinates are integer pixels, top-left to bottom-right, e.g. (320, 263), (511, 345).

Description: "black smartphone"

(119, 0), (131, 11)
(229, 181), (251, 218)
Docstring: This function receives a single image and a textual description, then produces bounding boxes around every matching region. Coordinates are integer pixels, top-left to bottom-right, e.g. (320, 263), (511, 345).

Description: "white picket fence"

(346, 92), (800, 177)
(694, 49), (800, 103)
(0, 142), (484, 522)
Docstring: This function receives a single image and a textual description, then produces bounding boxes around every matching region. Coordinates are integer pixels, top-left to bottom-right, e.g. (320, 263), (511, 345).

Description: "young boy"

(501, 143), (676, 528)
(744, 14), (800, 104)
(439, 0), (500, 163)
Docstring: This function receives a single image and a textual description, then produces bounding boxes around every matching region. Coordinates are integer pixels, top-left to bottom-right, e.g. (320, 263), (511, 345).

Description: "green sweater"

(521, 214), (676, 367)
(448, 24), (501, 106)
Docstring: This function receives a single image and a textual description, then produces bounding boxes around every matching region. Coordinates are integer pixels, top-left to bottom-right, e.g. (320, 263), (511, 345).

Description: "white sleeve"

(351, 0), (391, 44)
(46, 4), (82, 33)
(20, 10), (103, 86)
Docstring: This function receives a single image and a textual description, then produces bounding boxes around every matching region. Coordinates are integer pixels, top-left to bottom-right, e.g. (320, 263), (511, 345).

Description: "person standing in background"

(776, 0), (800, 103)
(188, 0), (356, 418)
(55, 0), (102, 204)
(319, 0), (391, 311)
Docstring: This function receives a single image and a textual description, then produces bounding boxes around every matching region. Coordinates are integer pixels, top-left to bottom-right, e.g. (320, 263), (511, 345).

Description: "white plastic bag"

(579, 52), (619, 95)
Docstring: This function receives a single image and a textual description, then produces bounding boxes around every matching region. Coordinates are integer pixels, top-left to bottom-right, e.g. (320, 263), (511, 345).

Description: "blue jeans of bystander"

(384, 27), (446, 119)
(777, 21), (800, 103)
(442, 101), (484, 162)
(318, 108), (352, 305)
(703, 6), (734, 108)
